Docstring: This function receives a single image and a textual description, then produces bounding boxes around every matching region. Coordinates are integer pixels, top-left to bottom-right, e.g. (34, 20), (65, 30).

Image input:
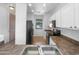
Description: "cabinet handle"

(74, 26), (77, 28)
(70, 26), (72, 28)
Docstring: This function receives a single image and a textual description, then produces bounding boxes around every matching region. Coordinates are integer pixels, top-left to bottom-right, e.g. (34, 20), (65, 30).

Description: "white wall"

(0, 5), (9, 43)
(27, 13), (34, 20)
(34, 15), (44, 36)
(15, 3), (27, 45)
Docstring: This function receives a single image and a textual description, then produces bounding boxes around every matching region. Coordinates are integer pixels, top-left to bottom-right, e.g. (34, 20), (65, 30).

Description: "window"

(36, 19), (43, 29)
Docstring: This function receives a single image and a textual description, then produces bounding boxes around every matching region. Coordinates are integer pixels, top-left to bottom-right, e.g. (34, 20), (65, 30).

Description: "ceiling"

(0, 3), (66, 15)
(0, 3), (15, 15)
(27, 3), (61, 15)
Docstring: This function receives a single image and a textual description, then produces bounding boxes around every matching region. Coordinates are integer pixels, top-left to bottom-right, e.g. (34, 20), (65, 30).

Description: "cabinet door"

(51, 13), (56, 20)
(61, 4), (74, 28)
(50, 37), (56, 45)
(56, 10), (62, 27)
(74, 4), (79, 28)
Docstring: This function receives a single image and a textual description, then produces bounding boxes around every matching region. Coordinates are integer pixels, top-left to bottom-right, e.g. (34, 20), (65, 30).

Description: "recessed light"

(28, 3), (32, 7)
(43, 3), (46, 7)
(9, 6), (14, 10)
(32, 10), (34, 12)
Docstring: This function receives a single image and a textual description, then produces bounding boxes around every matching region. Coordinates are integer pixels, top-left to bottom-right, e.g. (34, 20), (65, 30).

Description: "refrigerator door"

(26, 20), (33, 44)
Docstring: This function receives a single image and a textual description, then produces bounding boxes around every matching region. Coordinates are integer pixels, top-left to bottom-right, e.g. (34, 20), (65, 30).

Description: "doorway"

(9, 13), (15, 43)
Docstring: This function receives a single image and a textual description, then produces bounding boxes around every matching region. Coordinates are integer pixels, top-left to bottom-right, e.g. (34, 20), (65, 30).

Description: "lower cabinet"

(49, 37), (56, 45)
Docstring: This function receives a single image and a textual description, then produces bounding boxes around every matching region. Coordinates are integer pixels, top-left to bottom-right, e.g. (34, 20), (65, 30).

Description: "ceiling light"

(28, 3), (32, 7)
(32, 10), (34, 12)
(43, 3), (46, 7)
(9, 6), (14, 10)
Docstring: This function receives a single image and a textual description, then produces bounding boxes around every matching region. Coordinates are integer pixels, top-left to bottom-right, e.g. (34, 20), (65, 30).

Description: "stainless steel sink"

(23, 47), (39, 55)
(22, 45), (62, 55)
(41, 46), (61, 55)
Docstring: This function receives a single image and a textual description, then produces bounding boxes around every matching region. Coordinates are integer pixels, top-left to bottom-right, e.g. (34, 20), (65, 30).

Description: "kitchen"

(24, 3), (79, 55)
(0, 3), (79, 55)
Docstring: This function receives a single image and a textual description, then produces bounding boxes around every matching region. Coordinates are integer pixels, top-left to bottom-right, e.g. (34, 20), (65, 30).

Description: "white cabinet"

(61, 4), (74, 28)
(55, 10), (62, 27)
(50, 13), (56, 20)
(0, 35), (4, 42)
(50, 37), (56, 45)
(50, 4), (79, 30)
(74, 4), (79, 29)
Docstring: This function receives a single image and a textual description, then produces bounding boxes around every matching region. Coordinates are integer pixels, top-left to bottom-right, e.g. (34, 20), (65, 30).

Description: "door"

(9, 13), (15, 42)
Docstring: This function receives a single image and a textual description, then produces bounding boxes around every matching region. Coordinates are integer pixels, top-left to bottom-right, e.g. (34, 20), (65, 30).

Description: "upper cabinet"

(49, 3), (79, 30)
(74, 4), (79, 29)
(50, 13), (56, 20)
(55, 9), (62, 27)
(61, 4), (74, 28)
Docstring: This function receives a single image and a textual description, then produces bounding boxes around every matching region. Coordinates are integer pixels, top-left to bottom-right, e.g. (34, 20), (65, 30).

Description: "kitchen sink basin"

(22, 45), (62, 55)
(23, 47), (39, 55)
(41, 46), (61, 55)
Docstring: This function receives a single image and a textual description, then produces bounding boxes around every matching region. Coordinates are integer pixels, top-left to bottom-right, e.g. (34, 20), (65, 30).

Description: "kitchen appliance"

(52, 20), (61, 36)
(53, 28), (61, 36)
(26, 20), (33, 44)
(52, 20), (56, 28)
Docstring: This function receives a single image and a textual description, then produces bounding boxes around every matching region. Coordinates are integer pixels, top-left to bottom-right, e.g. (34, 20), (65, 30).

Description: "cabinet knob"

(74, 26), (77, 28)
(70, 26), (72, 28)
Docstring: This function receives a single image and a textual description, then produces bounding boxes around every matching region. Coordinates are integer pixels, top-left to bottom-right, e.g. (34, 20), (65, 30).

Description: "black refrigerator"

(26, 20), (33, 44)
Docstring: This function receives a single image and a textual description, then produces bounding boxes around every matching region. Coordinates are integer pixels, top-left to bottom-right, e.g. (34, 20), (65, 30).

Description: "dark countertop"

(45, 30), (53, 36)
